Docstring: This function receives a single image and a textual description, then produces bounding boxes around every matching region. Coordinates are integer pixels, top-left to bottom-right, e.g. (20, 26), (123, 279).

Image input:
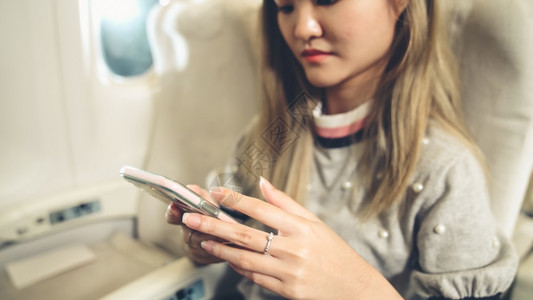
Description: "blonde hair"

(235, 0), (484, 215)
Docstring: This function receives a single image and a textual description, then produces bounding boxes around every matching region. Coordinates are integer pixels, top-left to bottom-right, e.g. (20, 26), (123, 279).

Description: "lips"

(301, 49), (332, 63)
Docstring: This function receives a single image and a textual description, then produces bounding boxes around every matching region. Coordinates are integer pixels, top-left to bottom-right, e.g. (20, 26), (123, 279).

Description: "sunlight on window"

(95, 0), (160, 77)
(96, 0), (143, 24)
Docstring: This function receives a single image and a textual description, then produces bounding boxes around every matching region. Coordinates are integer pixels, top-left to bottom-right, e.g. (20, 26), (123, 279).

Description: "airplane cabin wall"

(0, 0), (154, 230)
(0, 0), (75, 208)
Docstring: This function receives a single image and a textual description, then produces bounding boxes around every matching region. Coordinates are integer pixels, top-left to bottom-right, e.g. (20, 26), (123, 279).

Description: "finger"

(259, 177), (319, 222)
(182, 226), (227, 248)
(182, 227), (197, 248)
(201, 240), (285, 280)
(184, 228), (226, 249)
(227, 262), (284, 296)
(208, 187), (305, 235)
(186, 249), (223, 265)
(182, 228), (225, 264)
(208, 185), (241, 207)
(166, 202), (183, 225)
(183, 213), (286, 255)
(184, 242), (223, 265)
(186, 184), (219, 207)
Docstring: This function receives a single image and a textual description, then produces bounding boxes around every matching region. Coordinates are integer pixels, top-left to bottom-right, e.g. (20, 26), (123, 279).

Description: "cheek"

(277, 19), (295, 50)
(331, 8), (374, 43)
(338, 10), (396, 52)
(340, 0), (398, 38)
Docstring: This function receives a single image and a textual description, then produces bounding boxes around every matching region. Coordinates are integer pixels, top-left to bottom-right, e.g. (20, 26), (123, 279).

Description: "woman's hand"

(181, 178), (403, 300)
(165, 184), (225, 265)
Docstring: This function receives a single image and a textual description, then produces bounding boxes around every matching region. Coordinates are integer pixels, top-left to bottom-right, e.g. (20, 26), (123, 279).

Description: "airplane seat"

(104, 0), (533, 298)
(100, 0), (262, 299)
(4, 0), (527, 299)
(136, 0), (261, 257)
(445, 1), (533, 298)
(105, 0), (533, 299)
(0, 0), (260, 299)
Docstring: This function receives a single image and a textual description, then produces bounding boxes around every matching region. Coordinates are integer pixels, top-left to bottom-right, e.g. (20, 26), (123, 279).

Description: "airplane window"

(95, 0), (160, 77)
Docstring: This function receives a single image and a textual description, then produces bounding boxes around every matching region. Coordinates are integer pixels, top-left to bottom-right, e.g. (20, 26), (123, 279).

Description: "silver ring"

(264, 232), (274, 254)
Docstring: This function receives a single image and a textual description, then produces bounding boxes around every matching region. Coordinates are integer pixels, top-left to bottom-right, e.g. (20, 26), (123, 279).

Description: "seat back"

(138, 0), (262, 253)
(140, 0), (533, 253)
(446, 0), (533, 237)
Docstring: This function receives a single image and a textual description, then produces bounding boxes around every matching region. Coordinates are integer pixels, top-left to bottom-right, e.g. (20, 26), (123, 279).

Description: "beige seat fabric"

(131, 0), (533, 298)
(140, 0), (533, 249)
(138, 0), (261, 255)
(448, 0), (533, 238)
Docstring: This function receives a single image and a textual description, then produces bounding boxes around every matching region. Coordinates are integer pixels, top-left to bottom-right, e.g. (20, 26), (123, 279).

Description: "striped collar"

(313, 101), (370, 148)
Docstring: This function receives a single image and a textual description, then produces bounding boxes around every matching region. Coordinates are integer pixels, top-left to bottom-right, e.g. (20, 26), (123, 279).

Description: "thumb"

(259, 177), (319, 221)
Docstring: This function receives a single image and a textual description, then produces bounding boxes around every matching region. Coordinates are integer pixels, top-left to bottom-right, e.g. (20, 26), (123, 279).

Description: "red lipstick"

(301, 49), (331, 63)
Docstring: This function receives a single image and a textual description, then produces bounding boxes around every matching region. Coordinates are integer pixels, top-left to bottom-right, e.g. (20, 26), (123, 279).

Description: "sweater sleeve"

(407, 150), (518, 299)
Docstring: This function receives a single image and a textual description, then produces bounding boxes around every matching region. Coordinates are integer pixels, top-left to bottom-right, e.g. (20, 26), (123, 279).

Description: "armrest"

(101, 257), (229, 300)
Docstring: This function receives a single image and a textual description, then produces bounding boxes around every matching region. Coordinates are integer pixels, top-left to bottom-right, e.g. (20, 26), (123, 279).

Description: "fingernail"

(182, 212), (189, 223)
(259, 176), (274, 199)
(201, 240), (214, 252)
(260, 176), (274, 189)
(182, 213), (201, 228)
(166, 207), (174, 217)
(209, 186), (224, 200)
(168, 203), (178, 215)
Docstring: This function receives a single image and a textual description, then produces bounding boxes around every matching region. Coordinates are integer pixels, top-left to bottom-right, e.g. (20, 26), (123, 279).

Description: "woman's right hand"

(165, 184), (224, 265)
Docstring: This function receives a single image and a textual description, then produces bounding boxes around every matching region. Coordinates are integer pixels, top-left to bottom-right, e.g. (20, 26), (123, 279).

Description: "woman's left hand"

(181, 177), (402, 300)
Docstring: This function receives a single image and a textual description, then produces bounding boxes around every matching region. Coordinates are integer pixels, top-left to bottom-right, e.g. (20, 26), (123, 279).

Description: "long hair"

(235, 0), (484, 215)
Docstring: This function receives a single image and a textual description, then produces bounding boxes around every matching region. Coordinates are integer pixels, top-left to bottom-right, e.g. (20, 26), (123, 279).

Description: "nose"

(293, 7), (323, 41)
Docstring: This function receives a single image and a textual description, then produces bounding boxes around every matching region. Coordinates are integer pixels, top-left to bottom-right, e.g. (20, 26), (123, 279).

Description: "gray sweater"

(236, 125), (518, 299)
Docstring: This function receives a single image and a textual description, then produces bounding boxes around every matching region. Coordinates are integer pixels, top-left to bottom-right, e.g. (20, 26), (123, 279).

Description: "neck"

(324, 84), (374, 115)
(324, 61), (386, 115)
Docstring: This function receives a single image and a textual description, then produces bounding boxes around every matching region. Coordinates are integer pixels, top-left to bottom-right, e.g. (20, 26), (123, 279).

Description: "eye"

(277, 4), (294, 14)
(316, 0), (338, 6)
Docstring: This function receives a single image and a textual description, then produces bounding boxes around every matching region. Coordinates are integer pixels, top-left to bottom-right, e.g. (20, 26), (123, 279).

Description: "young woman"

(167, 0), (517, 298)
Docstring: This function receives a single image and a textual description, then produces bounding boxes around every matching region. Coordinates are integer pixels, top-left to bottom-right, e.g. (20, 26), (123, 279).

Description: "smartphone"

(120, 166), (238, 224)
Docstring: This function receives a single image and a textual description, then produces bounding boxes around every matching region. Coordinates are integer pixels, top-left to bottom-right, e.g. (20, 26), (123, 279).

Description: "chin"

(303, 67), (344, 88)
(306, 76), (339, 89)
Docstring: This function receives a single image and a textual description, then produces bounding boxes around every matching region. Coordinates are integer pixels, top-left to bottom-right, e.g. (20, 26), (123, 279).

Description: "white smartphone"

(120, 166), (238, 224)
